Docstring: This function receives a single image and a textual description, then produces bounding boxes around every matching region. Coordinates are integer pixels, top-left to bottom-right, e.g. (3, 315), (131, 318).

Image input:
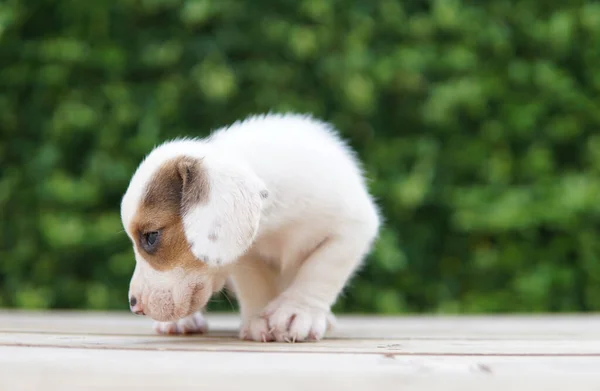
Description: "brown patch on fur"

(178, 157), (210, 215)
(129, 156), (210, 272)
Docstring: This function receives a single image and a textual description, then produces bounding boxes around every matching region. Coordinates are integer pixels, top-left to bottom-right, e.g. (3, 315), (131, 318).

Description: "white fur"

(183, 154), (267, 266)
(154, 311), (208, 335)
(121, 113), (381, 342)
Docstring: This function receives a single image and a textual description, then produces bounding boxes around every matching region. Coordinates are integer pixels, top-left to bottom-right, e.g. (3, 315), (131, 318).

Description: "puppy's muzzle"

(129, 296), (145, 316)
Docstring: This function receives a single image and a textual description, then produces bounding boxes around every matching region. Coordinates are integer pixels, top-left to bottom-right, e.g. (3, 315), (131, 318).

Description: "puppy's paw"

(153, 311), (208, 335)
(262, 297), (332, 343)
(239, 315), (275, 342)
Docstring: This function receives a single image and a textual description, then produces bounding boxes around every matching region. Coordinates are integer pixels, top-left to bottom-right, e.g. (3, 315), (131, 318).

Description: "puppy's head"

(120, 143), (267, 322)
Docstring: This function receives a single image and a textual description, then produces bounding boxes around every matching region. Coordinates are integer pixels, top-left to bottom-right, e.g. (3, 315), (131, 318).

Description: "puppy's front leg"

(262, 225), (377, 342)
(153, 311), (208, 335)
(230, 254), (279, 342)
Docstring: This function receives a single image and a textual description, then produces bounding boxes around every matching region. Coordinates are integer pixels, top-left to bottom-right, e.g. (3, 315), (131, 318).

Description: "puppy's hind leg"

(262, 219), (379, 343)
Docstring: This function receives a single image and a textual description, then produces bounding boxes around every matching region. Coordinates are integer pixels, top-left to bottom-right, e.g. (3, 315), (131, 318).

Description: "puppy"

(120, 113), (380, 342)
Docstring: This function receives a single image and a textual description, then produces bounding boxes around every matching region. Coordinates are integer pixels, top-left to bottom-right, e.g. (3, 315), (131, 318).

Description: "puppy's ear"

(176, 156), (210, 209)
(178, 154), (267, 267)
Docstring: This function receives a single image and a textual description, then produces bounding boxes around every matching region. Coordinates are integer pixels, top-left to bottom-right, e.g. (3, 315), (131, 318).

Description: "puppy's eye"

(141, 231), (160, 253)
(145, 231), (158, 246)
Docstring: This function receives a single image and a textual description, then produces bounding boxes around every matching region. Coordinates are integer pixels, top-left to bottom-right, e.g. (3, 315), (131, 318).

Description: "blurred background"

(1, 0), (599, 315)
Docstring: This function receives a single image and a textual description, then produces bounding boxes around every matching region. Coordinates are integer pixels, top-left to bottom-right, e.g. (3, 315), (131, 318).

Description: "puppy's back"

(209, 113), (378, 228)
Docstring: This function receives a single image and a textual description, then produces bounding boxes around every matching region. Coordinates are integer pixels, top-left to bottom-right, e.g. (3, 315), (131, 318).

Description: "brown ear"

(176, 156), (210, 213)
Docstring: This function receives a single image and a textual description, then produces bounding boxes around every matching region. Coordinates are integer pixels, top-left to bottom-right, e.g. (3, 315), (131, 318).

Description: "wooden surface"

(1, 311), (600, 390)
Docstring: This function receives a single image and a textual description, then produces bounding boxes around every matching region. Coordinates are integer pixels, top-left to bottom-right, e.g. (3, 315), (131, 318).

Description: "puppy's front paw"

(153, 311), (208, 335)
(262, 297), (332, 343)
(239, 315), (274, 342)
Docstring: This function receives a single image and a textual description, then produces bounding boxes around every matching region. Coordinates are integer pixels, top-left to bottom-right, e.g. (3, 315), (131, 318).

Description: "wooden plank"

(3, 331), (600, 356)
(2, 346), (600, 391)
(2, 311), (600, 390)
(2, 311), (600, 355)
(3, 310), (600, 338)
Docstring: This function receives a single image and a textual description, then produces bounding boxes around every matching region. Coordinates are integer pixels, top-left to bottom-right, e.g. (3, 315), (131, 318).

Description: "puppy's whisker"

(207, 292), (237, 311)
(232, 263), (263, 273)
(222, 290), (236, 311)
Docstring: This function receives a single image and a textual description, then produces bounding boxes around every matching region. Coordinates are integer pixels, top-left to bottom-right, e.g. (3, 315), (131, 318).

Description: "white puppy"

(120, 113), (380, 342)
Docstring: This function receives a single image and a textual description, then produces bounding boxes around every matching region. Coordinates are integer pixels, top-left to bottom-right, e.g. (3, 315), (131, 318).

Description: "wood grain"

(2, 311), (600, 390)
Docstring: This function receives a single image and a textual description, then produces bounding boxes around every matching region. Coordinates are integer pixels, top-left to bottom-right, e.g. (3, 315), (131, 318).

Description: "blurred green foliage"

(1, 0), (600, 314)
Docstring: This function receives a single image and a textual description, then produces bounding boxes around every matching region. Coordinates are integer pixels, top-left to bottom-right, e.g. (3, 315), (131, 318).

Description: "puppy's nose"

(129, 296), (145, 315)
